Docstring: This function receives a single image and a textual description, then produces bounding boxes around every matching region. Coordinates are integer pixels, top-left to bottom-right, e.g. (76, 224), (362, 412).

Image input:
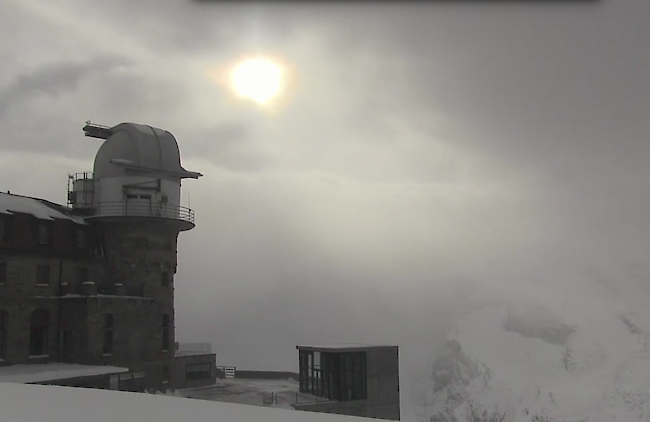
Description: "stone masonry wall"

(0, 215), (184, 393)
(98, 220), (181, 390)
(0, 255), (103, 364)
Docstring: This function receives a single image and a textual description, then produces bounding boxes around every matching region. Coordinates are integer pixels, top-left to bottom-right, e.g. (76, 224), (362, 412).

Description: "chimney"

(81, 281), (97, 296)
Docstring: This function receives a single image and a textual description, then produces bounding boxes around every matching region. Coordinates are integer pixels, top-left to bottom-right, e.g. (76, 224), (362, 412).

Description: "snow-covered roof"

(296, 344), (397, 351)
(0, 363), (128, 384)
(0, 383), (369, 422)
(0, 193), (86, 224)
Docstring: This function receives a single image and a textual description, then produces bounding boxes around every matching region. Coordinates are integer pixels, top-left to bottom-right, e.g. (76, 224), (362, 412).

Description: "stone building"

(0, 121), (215, 392)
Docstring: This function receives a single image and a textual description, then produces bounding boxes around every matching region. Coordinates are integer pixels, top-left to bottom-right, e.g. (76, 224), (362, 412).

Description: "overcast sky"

(1, 0), (649, 385)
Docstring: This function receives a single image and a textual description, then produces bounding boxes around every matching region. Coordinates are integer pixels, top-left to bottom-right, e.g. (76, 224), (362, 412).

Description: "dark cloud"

(0, 56), (196, 159)
(0, 56), (134, 118)
(45, 0), (304, 55)
(316, 2), (650, 183)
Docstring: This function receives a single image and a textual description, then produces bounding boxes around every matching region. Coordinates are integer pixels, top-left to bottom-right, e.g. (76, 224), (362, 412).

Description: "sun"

(229, 58), (283, 105)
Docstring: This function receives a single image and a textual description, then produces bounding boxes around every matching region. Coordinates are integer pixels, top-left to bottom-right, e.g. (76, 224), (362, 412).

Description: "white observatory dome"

(93, 123), (201, 180)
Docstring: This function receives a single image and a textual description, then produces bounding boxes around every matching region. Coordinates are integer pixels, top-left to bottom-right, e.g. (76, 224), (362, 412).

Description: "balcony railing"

(86, 201), (195, 225)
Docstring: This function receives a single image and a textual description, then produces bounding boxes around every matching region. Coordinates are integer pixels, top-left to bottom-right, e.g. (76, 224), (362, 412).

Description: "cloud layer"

(2, 1), (649, 392)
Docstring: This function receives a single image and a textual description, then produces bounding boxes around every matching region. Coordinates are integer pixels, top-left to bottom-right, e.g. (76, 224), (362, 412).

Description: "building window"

(36, 265), (51, 285)
(185, 363), (212, 380)
(103, 314), (113, 355)
(162, 262), (172, 287)
(77, 267), (89, 284)
(0, 216), (12, 242)
(37, 222), (50, 245)
(161, 272), (170, 287)
(341, 352), (367, 401)
(29, 309), (50, 356)
(162, 314), (170, 351)
(162, 366), (171, 383)
(76, 230), (86, 248)
(299, 351), (367, 401)
(134, 237), (148, 248)
(0, 310), (7, 359)
(62, 330), (73, 361)
(0, 262), (6, 285)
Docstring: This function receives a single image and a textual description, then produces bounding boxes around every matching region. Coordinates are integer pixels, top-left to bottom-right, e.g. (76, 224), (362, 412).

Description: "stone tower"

(68, 122), (202, 389)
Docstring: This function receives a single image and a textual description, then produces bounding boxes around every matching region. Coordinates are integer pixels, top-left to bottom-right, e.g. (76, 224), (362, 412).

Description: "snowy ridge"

(416, 279), (650, 422)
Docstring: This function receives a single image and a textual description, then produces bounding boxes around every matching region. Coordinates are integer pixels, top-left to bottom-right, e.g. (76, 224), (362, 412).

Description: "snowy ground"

(0, 382), (370, 422)
(179, 378), (329, 410)
(0, 363), (128, 383)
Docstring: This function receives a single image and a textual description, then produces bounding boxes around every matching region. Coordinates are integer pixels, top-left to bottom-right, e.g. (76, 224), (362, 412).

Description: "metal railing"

(86, 201), (195, 225)
(216, 366), (236, 379)
(69, 172), (94, 181)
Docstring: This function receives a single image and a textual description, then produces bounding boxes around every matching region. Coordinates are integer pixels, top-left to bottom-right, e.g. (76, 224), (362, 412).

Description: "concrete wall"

(234, 370), (299, 381)
(365, 347), (400, 420)
(172, 353), (216, 390)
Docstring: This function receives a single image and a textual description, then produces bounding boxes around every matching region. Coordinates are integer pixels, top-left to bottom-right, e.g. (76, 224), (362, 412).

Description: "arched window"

(0, 310), (7, 359)
(163, 236), (172, 250)
(162, 314), (170, 351)
(30, 309), (50, 356)
(162, 262), (172, 287)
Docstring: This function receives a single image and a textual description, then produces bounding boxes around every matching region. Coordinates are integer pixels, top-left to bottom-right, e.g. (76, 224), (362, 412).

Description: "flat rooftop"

(180, 377), (308, 410)
(0, 363), (128, 384)
(296, 344), (398, 352)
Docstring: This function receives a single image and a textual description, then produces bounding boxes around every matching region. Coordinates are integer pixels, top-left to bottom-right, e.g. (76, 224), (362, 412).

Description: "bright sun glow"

(229, 58), (283, 105)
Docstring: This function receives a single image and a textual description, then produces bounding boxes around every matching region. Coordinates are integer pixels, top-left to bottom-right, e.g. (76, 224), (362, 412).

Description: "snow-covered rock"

(416, 281), (650, 422)
(425, 339), (492, 422)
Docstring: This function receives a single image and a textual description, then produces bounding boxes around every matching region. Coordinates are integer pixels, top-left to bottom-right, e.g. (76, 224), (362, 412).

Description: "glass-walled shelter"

(298, 349), (367, 401)
(294, 344), (400, 420)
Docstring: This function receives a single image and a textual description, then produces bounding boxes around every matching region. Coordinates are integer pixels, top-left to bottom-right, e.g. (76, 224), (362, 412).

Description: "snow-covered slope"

(416, 277), (650, 422)
(0, 382), (366, 422)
